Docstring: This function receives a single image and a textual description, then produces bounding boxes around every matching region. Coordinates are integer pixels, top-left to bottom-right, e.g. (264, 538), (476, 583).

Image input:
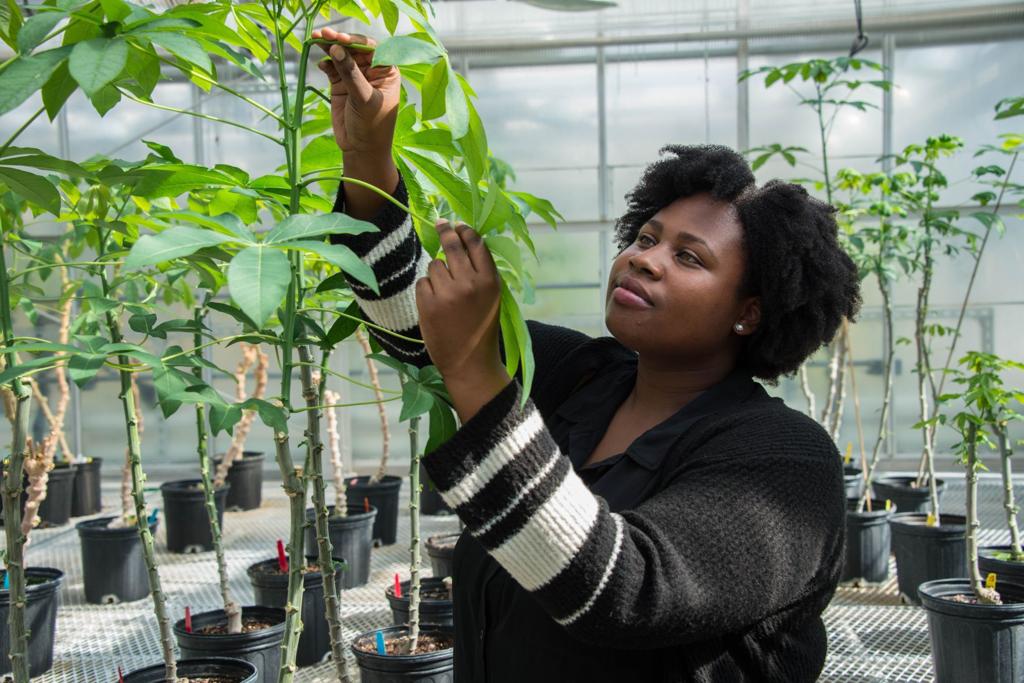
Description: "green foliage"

(934, 351), (1024, 466)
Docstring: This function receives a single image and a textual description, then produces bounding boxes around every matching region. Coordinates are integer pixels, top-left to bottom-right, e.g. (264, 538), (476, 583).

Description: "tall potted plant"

(741, 56), (892, 443)
(834, 168), (904, 585)
(920, 350), (1024, 683)
(889, 109), (1020, 603)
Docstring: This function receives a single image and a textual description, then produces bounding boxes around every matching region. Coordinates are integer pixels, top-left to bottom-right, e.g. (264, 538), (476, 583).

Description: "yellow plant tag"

(844, 442), (853, 464)
(885, 499), (892, 511)
(986, 572), (998, 591)
(926, 512), (937, 526)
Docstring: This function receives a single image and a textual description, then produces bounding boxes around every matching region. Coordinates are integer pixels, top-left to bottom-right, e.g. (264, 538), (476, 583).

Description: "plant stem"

(193, 306), (241, 633)
(966, 423), (1001, 604)
(997, 425), (1024, 559)
(913, 187), (939, 517)
(0, 238), (32, 683)
(118, 90), (285, 146)
(356, 329), (390, 484)
(300, 346), (350, 681)
(98, 252), (176, 681)
(408, 408), (423, 653)
(798, 364), (816, 420)
(294, 360), (401, 394)
(299, 307), (424, 345)
(0, 105), (45, 158)
(857, 276), (895, 513)
(272, 5), (318, 678)
(935, 150), (1019, 400)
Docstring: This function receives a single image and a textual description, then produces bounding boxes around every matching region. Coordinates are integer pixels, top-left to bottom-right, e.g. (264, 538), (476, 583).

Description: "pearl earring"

(734, 323), (744, 333)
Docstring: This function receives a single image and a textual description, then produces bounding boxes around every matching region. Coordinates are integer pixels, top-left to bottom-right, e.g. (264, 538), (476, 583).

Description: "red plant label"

(277, 539), (289, 573)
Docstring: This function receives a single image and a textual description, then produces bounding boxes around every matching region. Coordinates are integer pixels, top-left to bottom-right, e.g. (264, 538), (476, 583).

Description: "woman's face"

(605, 192), (759, 366)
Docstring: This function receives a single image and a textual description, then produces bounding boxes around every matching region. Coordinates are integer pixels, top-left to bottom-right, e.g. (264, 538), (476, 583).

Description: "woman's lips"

(612, 286), (653, 309)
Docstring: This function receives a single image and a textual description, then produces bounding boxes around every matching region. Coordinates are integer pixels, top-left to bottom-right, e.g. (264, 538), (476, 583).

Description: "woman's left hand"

(416, 221), (511, 422)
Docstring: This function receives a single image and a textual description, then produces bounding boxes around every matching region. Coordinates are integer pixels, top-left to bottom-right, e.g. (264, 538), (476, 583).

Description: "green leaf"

(132, 164), (236, 198)
(500, 282), (533, 401)
(485, 234), (523, 272)
(420, 59), (447, 121)
(125, 226), (234, 269)
(227, 246), (290, 328)
(0, 46), (71, 116)
(16, 10), (65, 54)
(208, 401), (242, 436)
(151, 209), (254, 242)
(400, 379), (434, 421)
(285, 241), (378, 293)
(263, 213), (376, 244)
(0, 148), (86, 176)
(444, 65), (470, 139)
(69, 37), (127, 97)
(41, 60), (76, 120)
(399, 148), (473, 218)
(371, 35), (444, 67)
(0, 167), (59, 213)
(67, 351), (106, 387)
(240, 397), (287, 433)
(207, 300), (259, 330)
(138, 31), (212, 75)
(325, 301), (361, 345)
(209, 188), (258, 224)
(0, 354), (62, 387)
(396, 128), (454, 155)
(426, 400), (456, 454)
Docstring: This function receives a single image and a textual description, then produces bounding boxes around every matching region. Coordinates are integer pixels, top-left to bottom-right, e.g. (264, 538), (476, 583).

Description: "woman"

(315, 27), (860, 683)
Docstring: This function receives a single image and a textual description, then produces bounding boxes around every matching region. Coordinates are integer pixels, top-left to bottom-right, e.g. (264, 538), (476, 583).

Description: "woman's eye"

(677, 251), (701, 266)
(637, 234), (655, 247)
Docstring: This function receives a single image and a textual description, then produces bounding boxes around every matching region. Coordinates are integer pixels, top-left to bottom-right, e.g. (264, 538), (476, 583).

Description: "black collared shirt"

(451, 338), (765, 682)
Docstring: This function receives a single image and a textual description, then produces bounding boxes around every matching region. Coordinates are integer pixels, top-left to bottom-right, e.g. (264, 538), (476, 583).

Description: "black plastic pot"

(77, 515), (159, 604)
(425, 533), (459, 579)
(174, 606), (285, 683)
(980, 546), (1024, 587)
(160, 479), (229, 553)
(872, 476), (946, 515)
(0, 567), (63, 677)
(215, 451), (265, 511)
(889, 513), (966, 605)
(70, 457), (102, 517)
(387, 577), (454, 628)
(840, 498), (894, 584)
(919, 578), (1024, 683)
(304, 504), (375, 588)
(123, 657), (258, 682)
(35, 462), (76, 528)
(247, 555), (344, 667)
(345, 475), (402, 545)
(843, 465), (864, 500)
(420, 463), (451, 516)
(352, 625), (454, 683)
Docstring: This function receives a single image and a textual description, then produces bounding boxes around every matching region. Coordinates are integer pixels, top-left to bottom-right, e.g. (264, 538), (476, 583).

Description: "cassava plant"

(740, 56), (892, 439)
(935, 352), (1024, 604)
(835, 168), (914, 512)
(2, 0), (553, 677)
(913, 99), (1023, 524)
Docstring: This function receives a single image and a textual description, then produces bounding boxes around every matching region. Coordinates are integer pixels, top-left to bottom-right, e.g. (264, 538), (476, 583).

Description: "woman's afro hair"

(614, 144), (861, 383)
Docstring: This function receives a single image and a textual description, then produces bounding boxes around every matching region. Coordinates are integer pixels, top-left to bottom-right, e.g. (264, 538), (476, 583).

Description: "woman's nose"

(628, 248), (664, 279)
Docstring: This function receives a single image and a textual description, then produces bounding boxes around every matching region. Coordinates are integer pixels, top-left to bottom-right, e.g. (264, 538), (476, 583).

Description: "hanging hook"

(849, 0), (869, 57)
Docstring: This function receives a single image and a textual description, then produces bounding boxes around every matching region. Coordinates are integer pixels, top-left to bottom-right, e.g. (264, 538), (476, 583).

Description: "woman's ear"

(734, 297), (761, 336)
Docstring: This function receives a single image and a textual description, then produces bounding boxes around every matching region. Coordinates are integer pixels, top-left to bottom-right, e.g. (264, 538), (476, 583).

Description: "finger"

(317, 58), (343, 87)
(427, 257), (451, 282)
(454, 224), (489, 274)
(415, 276), (434, 298)
(437, 220), (472, 278)
(328, 44), (374, 106)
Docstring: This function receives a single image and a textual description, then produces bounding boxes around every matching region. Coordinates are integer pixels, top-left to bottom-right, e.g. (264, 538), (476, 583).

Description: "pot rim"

(351, 624), (454, 663)
(919, 578), (1024, 622)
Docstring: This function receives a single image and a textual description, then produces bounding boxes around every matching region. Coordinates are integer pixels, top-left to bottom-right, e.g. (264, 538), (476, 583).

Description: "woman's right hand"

(312, 27), (400, 161)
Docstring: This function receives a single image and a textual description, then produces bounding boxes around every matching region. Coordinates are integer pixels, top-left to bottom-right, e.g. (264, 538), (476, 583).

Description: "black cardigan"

(331, 179), (846, 682)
